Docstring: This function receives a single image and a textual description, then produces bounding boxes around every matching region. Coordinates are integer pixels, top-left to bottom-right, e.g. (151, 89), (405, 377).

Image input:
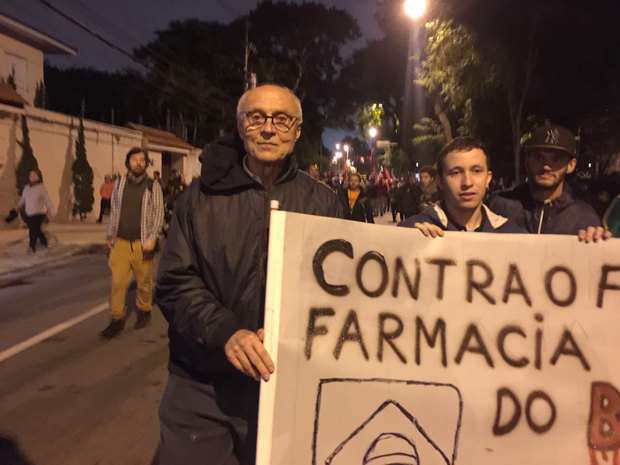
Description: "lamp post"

(368, 127), (378, 175)
(401, 0), (427, 157)
(343, 144), (350, 173)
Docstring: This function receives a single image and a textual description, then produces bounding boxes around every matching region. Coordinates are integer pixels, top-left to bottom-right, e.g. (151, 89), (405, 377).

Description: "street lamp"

(336, 143), (341, 150)
(343, 144), (350, 173)
(405, 0), (427, 19)
(368, 127), (378, 175)
(401, 0), (427, 158)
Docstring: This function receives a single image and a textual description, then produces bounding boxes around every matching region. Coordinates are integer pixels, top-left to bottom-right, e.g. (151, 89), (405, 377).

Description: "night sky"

(1, 0), (382, 71)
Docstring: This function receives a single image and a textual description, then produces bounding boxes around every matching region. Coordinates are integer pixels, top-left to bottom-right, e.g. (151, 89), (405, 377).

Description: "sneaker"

(26, 247), (35, 256)
(100, 319), (124, 339)
(134, 310), (152, 330)
(41, 243), (50, 250)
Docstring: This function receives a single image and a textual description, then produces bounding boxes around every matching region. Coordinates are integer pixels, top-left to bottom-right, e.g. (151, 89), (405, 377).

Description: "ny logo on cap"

(545, 129), (560, 145)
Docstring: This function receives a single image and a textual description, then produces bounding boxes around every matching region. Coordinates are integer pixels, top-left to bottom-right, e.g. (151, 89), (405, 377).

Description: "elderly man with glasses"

(154, 84), (344, 465)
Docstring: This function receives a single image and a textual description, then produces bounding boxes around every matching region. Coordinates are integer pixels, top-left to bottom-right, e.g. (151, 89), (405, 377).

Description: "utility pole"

(244, 20), (250, 91)
(244, 20), (257, 91)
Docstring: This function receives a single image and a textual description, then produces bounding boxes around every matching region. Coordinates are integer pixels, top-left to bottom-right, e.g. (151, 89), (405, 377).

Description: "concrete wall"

(0, 105), (143, 223)
(0, 32), (43, 105)
(0, 105), (202, 225)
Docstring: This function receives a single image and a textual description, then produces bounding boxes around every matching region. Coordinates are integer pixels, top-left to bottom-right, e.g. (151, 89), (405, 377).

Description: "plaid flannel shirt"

(106, 174), (165, 246)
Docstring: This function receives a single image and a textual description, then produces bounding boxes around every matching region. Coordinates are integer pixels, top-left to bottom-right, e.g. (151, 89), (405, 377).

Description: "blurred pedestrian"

(388, 180), (400, 222)
(101, 148), (164, 339)
(307, 164), (319, 180)
(398, 173), (418, 220)
(341, 172), (374, 223)
(17, 169), (55, 255)
(97, 174), (113, 223)
(415, 165), (441, 213)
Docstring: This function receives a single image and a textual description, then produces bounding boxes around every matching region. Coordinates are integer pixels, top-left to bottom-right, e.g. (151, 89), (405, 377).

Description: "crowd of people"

(312, 128), (619, 239)
(151, 86), (616, 465)
(4, 84), (618, 465)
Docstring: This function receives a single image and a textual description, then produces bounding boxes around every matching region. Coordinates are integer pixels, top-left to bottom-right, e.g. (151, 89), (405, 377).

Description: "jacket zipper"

(537, 200), (552, 234)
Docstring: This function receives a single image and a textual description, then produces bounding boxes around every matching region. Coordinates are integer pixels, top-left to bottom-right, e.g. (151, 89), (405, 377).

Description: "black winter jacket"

(155, 134), (344, 384)
(488, 182), (601, 235)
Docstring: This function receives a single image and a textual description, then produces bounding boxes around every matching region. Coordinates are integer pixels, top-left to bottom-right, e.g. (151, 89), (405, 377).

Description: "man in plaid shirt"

(101, 147), (165, 339)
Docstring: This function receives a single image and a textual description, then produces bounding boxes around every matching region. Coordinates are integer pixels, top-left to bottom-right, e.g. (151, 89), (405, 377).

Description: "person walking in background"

(101, 148), (165, 339)
(340, 173), (374, 223)
(97, 174), (114, 223)
(388, 180), (400, 222)
(415, 165), (441, 213)
(398, 173), (419, 220)
(18, 169), (56, 256)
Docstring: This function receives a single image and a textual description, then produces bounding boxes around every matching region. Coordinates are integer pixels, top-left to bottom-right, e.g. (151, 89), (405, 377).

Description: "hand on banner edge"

(578, 226), (612, 243)
(414, 222), (445, 238)
(225, 329), (275, 382)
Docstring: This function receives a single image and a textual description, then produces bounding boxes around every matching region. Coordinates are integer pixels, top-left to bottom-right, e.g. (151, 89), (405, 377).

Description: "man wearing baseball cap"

(488, 125), (610, 241)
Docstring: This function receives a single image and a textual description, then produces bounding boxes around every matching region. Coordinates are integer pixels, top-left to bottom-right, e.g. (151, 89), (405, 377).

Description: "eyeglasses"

(242, 110), (299, 132)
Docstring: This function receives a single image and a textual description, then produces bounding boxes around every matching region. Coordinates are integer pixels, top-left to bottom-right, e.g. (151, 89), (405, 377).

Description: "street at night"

(0, 0), (619, 463)
(0, 255), (166, 465)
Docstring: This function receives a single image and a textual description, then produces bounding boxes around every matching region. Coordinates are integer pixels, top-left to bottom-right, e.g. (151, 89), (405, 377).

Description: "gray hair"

(236, 84), (303, 123)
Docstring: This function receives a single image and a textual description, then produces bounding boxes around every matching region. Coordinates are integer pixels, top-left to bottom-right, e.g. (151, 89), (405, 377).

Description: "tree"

(34, 81), (47, 109)
(358, 103), (386, 140)
(7, 68), (16, 90)
(416, 20), (495, 142)
(379, 147), (412, 176)
(412, 117), (445, 166)
(72, 110), (94, 220)
(15, 115), (38, 196)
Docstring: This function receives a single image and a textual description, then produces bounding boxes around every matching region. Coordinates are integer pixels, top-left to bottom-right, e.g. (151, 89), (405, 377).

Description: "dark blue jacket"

(487, 182), (601, 235)
(398, 203), (525, 233)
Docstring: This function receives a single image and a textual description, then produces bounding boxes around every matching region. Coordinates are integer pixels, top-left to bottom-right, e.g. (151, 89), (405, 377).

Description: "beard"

(530, 171), (565, 192)
(129, 166), (146, 178)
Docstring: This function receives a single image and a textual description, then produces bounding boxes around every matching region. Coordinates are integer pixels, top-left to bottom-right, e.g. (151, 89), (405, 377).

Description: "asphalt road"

(0, 253), (168, 465)
(0, 212), (397, 465)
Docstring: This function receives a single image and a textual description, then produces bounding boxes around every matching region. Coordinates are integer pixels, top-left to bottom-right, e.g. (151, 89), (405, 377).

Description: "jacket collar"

(200, 133), (299, 191)
(518, 181), (575, 210)
(433, 202), (508, 231)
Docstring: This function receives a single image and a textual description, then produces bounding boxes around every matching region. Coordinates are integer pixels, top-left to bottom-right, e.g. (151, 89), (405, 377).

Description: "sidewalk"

(0, 220), (108, 280)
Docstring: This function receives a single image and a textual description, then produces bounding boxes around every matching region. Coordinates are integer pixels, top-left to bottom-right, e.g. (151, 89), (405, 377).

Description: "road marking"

(0, 302), (109, 363)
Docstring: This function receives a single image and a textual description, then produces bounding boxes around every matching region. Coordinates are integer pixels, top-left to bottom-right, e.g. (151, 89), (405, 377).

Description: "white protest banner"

(257, 211), (620, 465)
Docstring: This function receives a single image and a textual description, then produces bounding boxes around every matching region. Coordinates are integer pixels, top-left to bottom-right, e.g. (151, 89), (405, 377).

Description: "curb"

(0, 243), (107, 288)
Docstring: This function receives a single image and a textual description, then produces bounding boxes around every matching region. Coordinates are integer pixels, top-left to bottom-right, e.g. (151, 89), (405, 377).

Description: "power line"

(30, 0), (231, 115)
(35, 0), (139, 66)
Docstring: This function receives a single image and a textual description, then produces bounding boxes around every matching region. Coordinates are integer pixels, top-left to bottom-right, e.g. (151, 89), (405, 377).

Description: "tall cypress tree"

(72, 106), (94, 219)
(15, 115), (38, 196)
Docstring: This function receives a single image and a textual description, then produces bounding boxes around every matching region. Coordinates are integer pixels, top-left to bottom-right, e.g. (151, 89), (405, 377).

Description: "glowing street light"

(336, 143), (341, 150)
(335, 151), (343, 159)
(343, 144), (350, 153)
(401, 0), (427, 156)
(404, 0), (427, 19)
(368, 127), (378, 139)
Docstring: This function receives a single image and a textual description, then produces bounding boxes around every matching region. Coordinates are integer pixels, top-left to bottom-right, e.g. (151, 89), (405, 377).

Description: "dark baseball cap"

(526, 125), (577, 158)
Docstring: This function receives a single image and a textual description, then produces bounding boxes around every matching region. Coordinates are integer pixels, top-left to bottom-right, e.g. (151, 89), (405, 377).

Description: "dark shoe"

(26, 247), (35, 256)
(100, 319), (124, 339)
(134, 310), (151, 329)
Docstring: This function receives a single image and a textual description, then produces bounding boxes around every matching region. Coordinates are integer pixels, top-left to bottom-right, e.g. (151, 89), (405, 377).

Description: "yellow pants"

(109, 238), (154, 320)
